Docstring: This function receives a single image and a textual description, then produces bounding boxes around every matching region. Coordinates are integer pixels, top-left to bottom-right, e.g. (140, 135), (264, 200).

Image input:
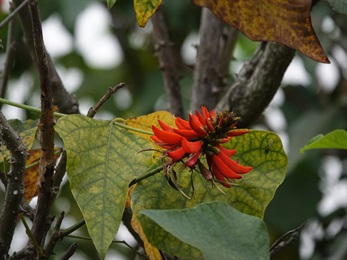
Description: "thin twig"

(59, 243), (78, 260)
(20, 213), (44, 257)
(44, 212), (65, 256)
(269, 221), (307, 257)
(87, 82), (125, 118)
(151, 7), (183, 117)
(0, 112), (27, 257)
(190, 8), (224, 111)
(0, 6), (17, 102)
(129, 165), (163, 187)
(0, 0), (28, 29)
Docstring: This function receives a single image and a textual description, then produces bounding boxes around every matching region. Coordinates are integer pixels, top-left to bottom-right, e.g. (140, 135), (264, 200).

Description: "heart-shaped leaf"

(141, 201), (270, 260)
(55, 115), (153, 258)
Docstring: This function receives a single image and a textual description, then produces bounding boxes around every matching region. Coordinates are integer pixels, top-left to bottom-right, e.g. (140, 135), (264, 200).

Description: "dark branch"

(59, 243), (78, 260)
(12, 0), (79, 114)
(0, 5), (17, 102)
(151, 7), (183, 117)
(0, 112), (27, 258)
(216, 42), (295, 127)
(28, 0), (56, 250)
(190, 8), (224, 111)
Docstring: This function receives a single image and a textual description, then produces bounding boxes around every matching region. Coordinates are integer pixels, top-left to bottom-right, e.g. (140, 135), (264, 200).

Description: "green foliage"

(300, 129), (347, 153)
(0, 119), (38, 162)
(55, 115), (154, 258)
(327, 0), (347, 15)
(131, 130), (286, 258)
(106, 0), (117, 9)
(141, 201), (269, 260)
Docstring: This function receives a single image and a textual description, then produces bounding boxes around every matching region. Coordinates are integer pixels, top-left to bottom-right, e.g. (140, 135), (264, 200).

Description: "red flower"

(151, 106), (252, 188)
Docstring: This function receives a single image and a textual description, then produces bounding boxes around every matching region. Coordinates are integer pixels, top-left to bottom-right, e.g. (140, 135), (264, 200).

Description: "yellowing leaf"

(55, 115), (154, 258)
(131, 213), (162, 260)
(24, 148), (61, 203)
(131, 130), (287, 259)
(0, 119), (38, 163)
(134, 0), (162, 27)
(125, 111), (176, 159)
(192, 0), (329, 63)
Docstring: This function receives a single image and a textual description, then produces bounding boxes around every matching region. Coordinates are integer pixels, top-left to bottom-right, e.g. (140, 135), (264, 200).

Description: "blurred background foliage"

(0, 0), (346, 259)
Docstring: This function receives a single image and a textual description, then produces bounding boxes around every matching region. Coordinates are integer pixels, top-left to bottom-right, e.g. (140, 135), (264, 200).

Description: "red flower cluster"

(151, 106), (252, 188)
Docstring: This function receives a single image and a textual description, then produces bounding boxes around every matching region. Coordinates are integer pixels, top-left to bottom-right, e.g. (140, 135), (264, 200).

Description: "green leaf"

(131, 130), (287, 259)
(106, 0), (117, 9)
(0, 119), (38, 163)
(141, 201), (269, 260)
(327, 0), (347, 16)
(300, 129), (347, 153)
(55, 115), (153, 258)
(134, 0), (162, 27)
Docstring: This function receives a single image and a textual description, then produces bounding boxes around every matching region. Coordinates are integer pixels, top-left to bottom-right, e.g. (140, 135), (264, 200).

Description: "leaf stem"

(19, 213), (44, 257)
(111, 120), (153, 136)
(129, 165), (163, 186)
(0, 98), (66, 118)
(60, 219), (86, 237)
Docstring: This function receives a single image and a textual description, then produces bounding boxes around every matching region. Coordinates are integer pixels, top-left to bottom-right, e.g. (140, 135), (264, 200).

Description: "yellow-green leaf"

(0, 119), (38, 163)
(55, 115), (153, 258)
(106, 0), (117, 9)
(131, 130), (287, 259)
(134, 0), (162, 27)
(192, 0), (329, 63)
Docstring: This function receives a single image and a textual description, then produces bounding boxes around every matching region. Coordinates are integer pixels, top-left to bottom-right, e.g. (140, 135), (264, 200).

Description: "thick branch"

(28, 0), (56, 250)
(0, 112), (27, 258)
(151, 8), (183, 117)
(190, 8), (224, 111)
(12, 0), (79, 114)
(216, 42), (295, 127)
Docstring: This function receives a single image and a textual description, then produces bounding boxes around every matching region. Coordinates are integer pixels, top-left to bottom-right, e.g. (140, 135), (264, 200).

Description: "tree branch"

(151, 7), (183, 117)
(27, 0), (56, 250)
(87, 82), (125, 118)
(216, 42), (295, 127)
(190, 8), (225, 111)
(0, 112), (27, 258)
(12, 0), (79, 114)
(0, 4), (17, 102)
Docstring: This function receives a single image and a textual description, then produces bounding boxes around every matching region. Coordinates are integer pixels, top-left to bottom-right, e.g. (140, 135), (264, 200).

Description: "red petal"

(201, 106), (210, 119)
(195, 110), (206, 125)
(212, 154), (242, 179)
(175, 117), (191, 130)
(205, 118), (215, 132)
(152, 125), (182, 144)
(182, 138), (202, 153)
(208, 157), (230, 187)
(217, 151), (252, 174)
(189, 114), (207, 137)
(168, 147), (186, 161)
(210, 109), (217, 119)
(216, 144), (236, 157)
(186, 152), (201, 168)
(158, 120), (174, 131)
(226, 129), (249, 137)
(173, 128), (199, 139)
